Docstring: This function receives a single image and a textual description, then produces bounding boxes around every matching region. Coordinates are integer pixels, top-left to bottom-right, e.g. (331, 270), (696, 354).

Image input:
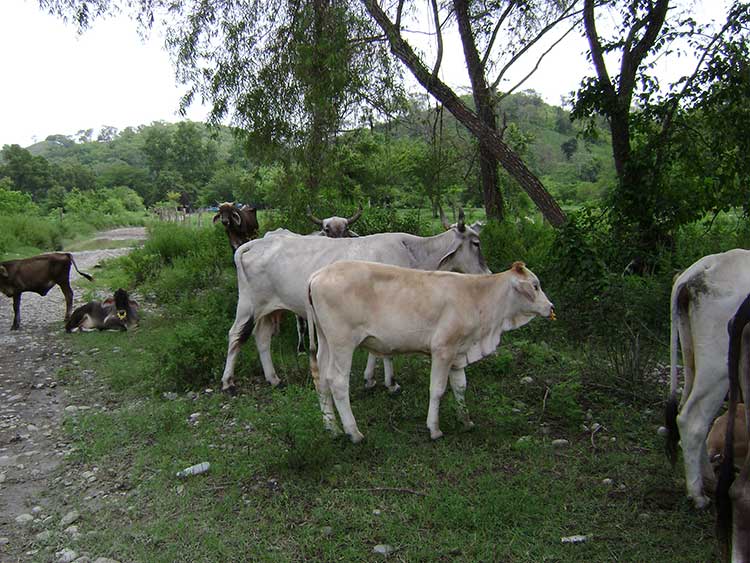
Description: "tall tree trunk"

(454, 0), (503, 221)
(363, 0), (565, 226)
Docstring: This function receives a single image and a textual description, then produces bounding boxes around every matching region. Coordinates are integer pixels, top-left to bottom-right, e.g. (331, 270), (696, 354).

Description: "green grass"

(47, 312), (720, 563)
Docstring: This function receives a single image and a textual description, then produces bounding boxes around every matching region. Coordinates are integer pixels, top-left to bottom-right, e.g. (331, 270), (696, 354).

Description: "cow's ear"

(130, 300), (140, 310)
(103, 297), (115, 306)
(231, 210), (242, 226)
(437, 239), (462, 270)
(212, 213), (220, 223)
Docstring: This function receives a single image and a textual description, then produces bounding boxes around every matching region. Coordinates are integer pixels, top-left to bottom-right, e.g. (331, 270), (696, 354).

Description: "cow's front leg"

(426, 354), (451, 440)
(449, 367), (474, 430)
(11, 294), (21, 330)
(383, 357), (400, 393)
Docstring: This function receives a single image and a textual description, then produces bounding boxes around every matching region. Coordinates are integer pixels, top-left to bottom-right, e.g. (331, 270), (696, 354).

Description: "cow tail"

(306, 279), (320, 392)
(716, 294), (750, 555)
(665, 282), (686, 466)
(67, 254), (94, 281)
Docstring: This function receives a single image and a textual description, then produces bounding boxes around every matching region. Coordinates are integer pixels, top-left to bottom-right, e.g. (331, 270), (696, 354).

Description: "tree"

(40, 0), (565, 224)
(0, 144), (56, 200)
(572, 0), (750, 253)
(361, 0), (566, 226)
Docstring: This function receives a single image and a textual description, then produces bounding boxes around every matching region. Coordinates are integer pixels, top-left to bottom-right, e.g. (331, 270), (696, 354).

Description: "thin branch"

(333, 486), (428, 496)
(429, 0), (444, 79)
(491, 6), (583, 92)
(481, 1), (516, 68)
(496, 21), (579, 100)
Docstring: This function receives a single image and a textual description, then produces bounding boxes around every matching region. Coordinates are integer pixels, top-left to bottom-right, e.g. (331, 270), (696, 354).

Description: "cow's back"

(237, 233), (416, 318)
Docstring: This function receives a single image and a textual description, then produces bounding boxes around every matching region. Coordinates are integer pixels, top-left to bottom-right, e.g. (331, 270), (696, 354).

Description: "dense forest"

(0, 90), (613, 217)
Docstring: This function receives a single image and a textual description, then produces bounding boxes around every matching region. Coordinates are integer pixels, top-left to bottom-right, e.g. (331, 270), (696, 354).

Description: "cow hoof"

(387, 382), (401, 395)
(11, 325), (19, 331)
(349, 431), (365, 444)
(273, 381), (287, 390)
(222, 385), (238, 397)
(692, 495), (711, 510)
(429, 429), (444, 441)
(364, 380), (377, 391)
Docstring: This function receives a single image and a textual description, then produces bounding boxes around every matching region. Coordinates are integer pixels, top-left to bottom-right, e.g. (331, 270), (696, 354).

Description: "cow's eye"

(533, 282), (539, 291)
(471, 240), (480, 247)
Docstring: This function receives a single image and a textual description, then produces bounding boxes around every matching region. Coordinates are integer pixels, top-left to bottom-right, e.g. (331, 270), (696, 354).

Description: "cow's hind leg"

(254, 314), (282, 387)
(449, 368), (474, 430)
(426, 353), (452, 440)
(11, 294), (21, 330)
(60, 282), (74, 322)
(221, 296), (255, 392)
(364, 354), (377, 390)
(677, 364), (727, 508)
(328, 348), (362, 443)
(315, 333), (340, 435)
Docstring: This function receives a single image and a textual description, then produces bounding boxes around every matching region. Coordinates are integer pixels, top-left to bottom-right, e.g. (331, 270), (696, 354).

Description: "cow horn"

(457, 207), (466, 232)
(347, 205), (363, 225)
(307, 206), (324, 226)
(439, 206), (451, 230)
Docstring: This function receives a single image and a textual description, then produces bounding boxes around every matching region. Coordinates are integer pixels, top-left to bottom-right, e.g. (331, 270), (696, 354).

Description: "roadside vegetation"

(42, 211), (750, 562)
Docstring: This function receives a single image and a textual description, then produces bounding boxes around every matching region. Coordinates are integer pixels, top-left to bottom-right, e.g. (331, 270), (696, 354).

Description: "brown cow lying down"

(65, 289), (139, 332)
(708, 405), (749, 469)
(0, 252), (93, 331)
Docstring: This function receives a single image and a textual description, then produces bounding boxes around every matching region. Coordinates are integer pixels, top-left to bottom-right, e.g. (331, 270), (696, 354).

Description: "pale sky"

(0, 0), (728, 149)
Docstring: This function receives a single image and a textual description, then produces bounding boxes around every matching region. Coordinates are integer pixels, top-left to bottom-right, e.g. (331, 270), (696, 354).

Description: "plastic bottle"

(176, 461), (210, 478)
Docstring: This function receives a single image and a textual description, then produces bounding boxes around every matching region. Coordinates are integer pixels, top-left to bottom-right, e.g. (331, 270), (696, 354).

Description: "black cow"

(65, 288), (139, 332)
(0, 253), (93, 331)
(213, 202), (259, 251)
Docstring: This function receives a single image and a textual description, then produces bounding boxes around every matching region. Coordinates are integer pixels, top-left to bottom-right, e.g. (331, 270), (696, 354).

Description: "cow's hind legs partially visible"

(328, 348), (363, 443)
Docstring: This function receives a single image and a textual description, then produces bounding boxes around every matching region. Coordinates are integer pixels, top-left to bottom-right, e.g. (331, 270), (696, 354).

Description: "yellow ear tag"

(117, 311), (127, 320)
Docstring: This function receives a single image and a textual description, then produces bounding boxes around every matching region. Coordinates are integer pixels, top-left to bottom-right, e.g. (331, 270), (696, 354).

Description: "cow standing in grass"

(213, 202), (259, 251)
(0, 252), (93, 331)
(221, 210), (489, 393)
(665, 249), (750, 508)
(306, 260), (555, 442)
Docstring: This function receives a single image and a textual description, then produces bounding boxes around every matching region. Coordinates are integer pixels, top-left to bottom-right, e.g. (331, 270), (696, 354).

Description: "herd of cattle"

(1, 201), (749, 559)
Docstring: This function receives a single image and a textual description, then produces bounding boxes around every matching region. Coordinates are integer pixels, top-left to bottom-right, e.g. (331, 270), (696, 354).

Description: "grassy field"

(49, 300), (720, 562)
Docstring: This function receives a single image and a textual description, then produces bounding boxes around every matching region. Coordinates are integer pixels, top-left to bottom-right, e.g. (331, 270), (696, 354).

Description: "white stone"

(373, 544), (394, 556)
(601, 478), (614, 487)
(56, 548), (78, 563)
(520, 376), (534, 385)
(60, 510), (80, 527)
(15, 513), (34, 525)
(35, 530), (53, 542)
(551, 439), (570, 448)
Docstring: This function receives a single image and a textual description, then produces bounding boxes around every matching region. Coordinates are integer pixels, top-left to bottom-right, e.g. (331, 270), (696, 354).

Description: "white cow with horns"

(665, 249), (750, 509)
(306, 260), (555, 443)
(221, 210), (490, 393)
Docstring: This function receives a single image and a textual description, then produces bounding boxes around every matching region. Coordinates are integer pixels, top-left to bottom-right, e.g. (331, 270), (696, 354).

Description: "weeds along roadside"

(45, 215), (740, 560)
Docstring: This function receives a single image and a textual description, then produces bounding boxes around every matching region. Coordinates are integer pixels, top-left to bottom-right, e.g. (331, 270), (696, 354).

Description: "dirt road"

(0, 227), (146, 560)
